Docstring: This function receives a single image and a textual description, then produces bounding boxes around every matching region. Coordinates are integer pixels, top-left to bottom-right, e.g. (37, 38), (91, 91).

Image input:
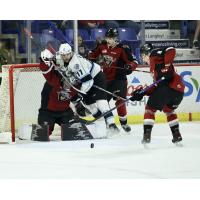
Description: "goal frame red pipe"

(9, 63), (40, 142)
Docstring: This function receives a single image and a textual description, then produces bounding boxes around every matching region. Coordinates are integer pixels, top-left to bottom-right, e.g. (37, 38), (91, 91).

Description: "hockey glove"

(58, 90), (71, 101)
(130, 88), (145, 101)
(75, 102), (87, 117)
(124, 64), (133, 75)
(71, 95), (88, 117)
(71, 94), (83, 104)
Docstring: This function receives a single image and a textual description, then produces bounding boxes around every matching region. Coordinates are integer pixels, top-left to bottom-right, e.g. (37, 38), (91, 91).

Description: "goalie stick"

(85, 77), (165, 124)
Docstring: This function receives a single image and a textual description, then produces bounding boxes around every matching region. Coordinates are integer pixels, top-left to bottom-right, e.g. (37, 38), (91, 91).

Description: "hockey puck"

(90, 143), (94, 148)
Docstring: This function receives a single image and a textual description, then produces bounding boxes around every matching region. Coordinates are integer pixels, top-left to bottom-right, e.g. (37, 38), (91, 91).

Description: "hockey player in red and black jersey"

(130, 43), (185, 144)
(88, 28), (138, 132)
(32, 49), (93, 141)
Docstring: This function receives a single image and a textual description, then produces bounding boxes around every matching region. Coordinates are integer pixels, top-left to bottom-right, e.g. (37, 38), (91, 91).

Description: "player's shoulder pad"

(163, 47), (176, 64)
(120, 44), (132, 55)
(123, 44), (131, 50)
(116, 43), (130, 49)
(163, 47), (176, 54)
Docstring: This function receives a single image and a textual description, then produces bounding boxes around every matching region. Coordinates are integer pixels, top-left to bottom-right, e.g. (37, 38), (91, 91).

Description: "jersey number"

(76, 69), (83, 77)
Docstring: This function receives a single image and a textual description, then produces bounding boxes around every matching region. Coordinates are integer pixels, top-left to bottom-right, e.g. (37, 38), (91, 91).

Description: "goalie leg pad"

(31, 124), (50, 141)
(61, 120), (93, 141)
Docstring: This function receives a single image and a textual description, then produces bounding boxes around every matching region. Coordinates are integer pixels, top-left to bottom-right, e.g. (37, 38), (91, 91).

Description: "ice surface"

(0, 121), (200, 179)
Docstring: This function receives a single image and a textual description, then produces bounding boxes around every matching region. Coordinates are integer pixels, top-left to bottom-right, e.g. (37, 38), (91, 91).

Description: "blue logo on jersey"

(131, 77), (140, 84)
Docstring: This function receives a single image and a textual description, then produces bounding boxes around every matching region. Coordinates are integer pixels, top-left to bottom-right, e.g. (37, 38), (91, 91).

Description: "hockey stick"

(134, 69), (150, 74)
(93, 84), (136, 106)
(23, 28), (86, 95)
(57, 70), (87, 95)
(106, 66), (150, 74)
(85, 77), (165, 124)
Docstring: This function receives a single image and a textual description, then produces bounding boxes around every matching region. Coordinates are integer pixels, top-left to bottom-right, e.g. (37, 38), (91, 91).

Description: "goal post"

(0, 63), (45, 142)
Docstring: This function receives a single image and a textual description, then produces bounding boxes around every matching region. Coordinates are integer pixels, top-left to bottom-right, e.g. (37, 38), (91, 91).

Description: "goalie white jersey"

(63, 54), (101, 93)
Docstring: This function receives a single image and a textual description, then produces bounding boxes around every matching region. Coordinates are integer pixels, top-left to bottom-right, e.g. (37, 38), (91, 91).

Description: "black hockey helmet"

(140, 43), (154, 55)
(105, 28), (118, 38)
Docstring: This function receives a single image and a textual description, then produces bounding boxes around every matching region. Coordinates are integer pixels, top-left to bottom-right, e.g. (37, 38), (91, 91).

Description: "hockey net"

(0, 63), (45, 142)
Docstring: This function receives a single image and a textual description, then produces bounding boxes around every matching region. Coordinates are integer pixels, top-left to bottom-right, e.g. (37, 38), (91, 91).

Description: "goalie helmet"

(140, 43), (154, 55)
(41, 49), (54, 61)
(59, 43), (72, 55)
(40, 49), (54, 67)
(105, 28), (118, 38)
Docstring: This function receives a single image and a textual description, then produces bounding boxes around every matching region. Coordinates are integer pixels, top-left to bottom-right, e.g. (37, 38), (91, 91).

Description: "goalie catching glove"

(130, 87), (145, 101)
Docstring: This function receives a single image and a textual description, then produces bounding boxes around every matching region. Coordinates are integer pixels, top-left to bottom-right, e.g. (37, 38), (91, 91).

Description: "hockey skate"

(141, 132), (151, 144)
(107, 123), (120, 134)
(121, 124), (131, 132)
(172, 131), (182, 143)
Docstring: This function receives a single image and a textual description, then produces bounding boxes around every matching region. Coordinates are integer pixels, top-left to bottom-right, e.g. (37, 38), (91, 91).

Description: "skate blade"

(141, 140), (151, 149)
(122, 130), (132, 135)
(143, 143), (150, 149)
(174, 142), (183, 147)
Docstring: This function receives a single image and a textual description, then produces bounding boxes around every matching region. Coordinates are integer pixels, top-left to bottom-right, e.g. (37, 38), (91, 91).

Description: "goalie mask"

(41, 49), (54, 60)
(40, 49), (54, 66)
(105, 28), (119, 47)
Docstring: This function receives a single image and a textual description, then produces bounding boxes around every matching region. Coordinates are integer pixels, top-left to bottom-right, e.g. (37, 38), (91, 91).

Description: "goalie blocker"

(18, 119), (93, 141)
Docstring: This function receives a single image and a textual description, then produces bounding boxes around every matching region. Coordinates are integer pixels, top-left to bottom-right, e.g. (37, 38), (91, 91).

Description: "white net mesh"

(0, 64), (45, 134)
